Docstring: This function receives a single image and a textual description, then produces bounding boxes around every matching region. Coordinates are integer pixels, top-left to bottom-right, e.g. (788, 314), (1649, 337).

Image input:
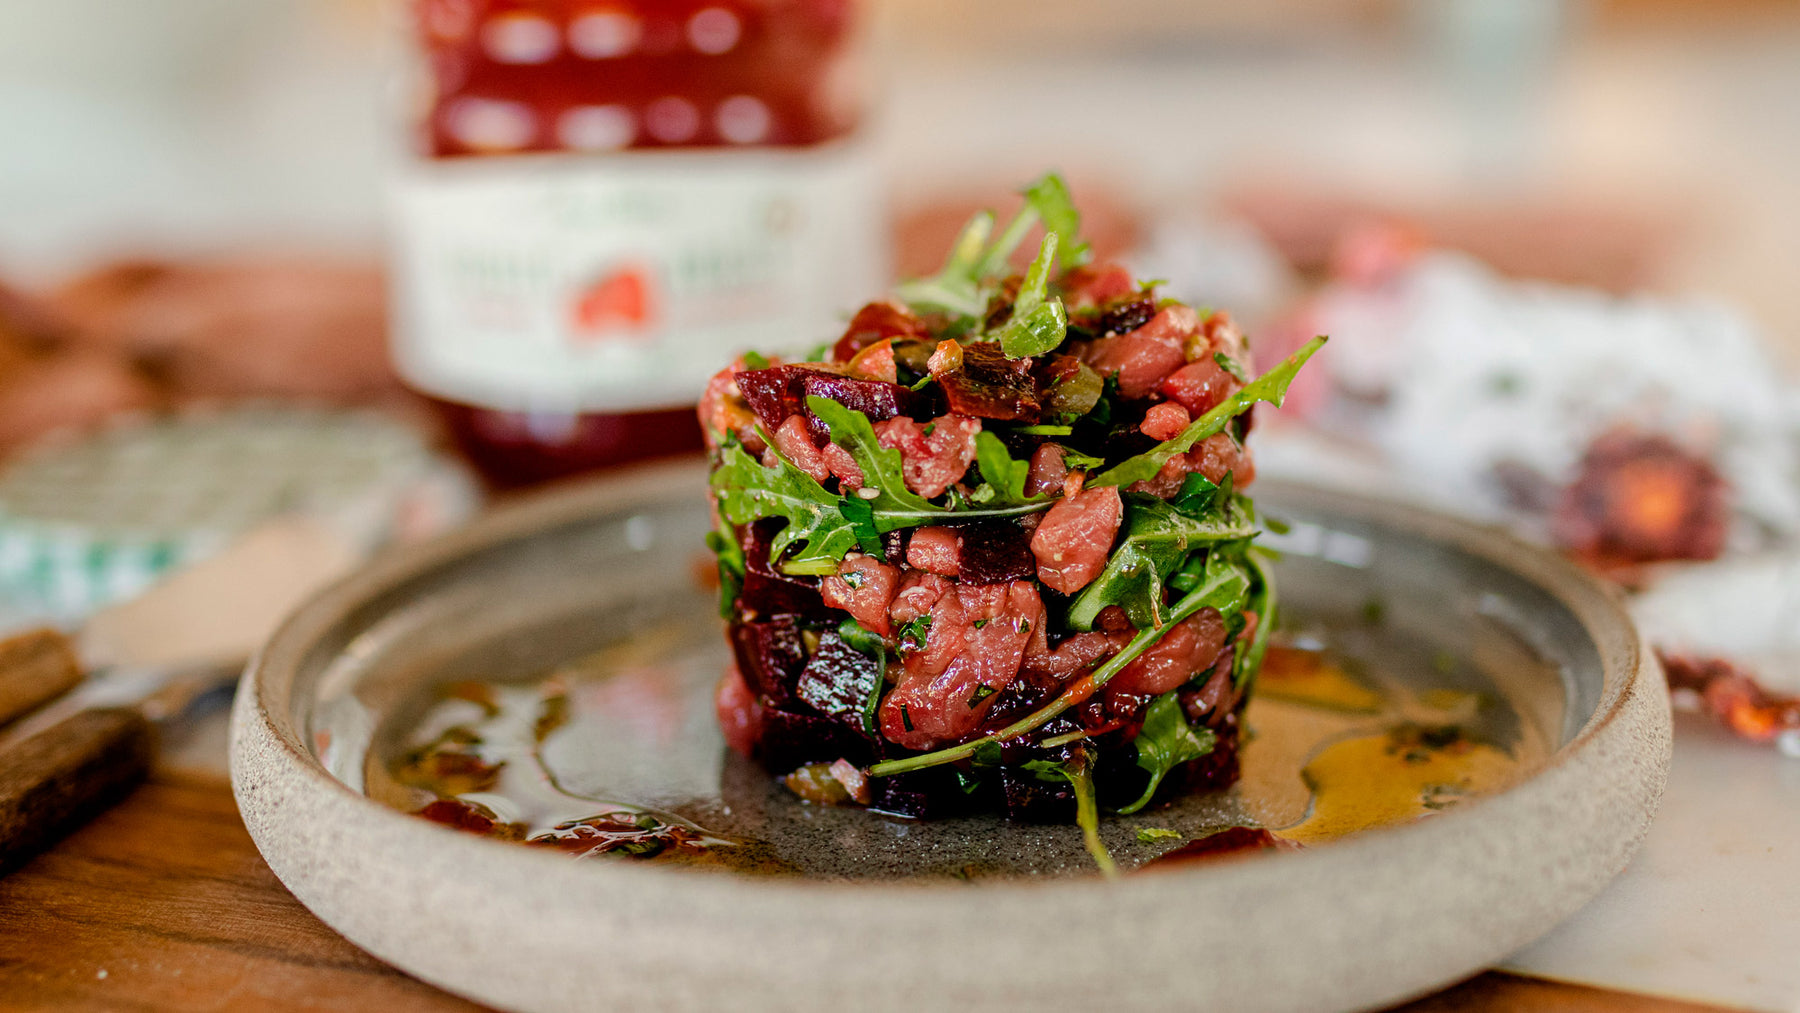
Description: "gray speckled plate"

(231, 461), (1669, 1013)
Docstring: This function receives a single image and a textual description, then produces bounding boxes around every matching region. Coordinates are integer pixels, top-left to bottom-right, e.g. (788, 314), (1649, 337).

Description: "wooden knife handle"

(0, 707), (154, 876)
(0, 627), (84, 729)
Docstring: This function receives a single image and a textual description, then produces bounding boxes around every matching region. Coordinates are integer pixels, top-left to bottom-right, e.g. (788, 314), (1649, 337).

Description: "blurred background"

(4, 0), (1798, 338)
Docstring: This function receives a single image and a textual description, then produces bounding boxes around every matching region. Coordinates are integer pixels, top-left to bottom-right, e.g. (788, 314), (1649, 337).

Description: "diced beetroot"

(1110, 608), (1228, 697)
(715, 665), (765, 758)
(1184, 708), (1243, 792)
(880, 581), (1045, 750)
(736, 364), (917, 441)
(905, 526), (961, 576)
(729, 616), (808, 707)
(1159, 358), (1238, 417)
(874, 414), (981, 499)
(734, 365), (811, 432)
(800, 371), (916, 437)
(831, 300), (929, 363)
(1060, 262), (1137, 309)
(1025, 443), (1067, 498)
(1081, 305), (1197, 399)
(999, 763), (1076, 823)
(1140, 401), (1191, 441)
(1128, 432), (1256, 498)
(880, 528), (908, 562)
(1030, 481), (1124, 594)
(937, 342), (1041, 422)
(794, 630), (883, 731)
(757, 706), (876, 774)
(820, 554), (899, 636)
(737, 519), (828, 619)
(867, 767), (973, 819)
(953, 518), (1038, 585)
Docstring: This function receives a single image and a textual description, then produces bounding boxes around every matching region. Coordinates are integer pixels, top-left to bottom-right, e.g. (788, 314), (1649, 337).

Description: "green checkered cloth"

(0, 405), (474, 622)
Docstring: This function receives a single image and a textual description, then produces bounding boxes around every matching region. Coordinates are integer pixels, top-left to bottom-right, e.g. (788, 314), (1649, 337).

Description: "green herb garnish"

(968, 431), (1038, 507)
(1065, 496), (1258, 631)
(1117, 692), (1218, 814)
(702, 514), (745, 620)
(897, 615), (932, 653)
(837, 619), (888, 736)
(711, 436), (859, 573)
(1025, 747), (1115, 877)
(992, 233), (1069, 359)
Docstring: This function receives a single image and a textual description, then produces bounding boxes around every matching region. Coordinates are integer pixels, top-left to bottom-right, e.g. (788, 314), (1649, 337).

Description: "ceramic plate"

(231, 462), (1669, 1012)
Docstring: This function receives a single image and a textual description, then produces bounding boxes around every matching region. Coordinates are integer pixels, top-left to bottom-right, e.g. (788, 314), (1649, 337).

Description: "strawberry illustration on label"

(571, 264), (656, 340)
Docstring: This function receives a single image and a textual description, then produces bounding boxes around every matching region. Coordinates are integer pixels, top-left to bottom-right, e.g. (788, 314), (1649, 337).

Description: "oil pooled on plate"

(365, 607), (1553, 880)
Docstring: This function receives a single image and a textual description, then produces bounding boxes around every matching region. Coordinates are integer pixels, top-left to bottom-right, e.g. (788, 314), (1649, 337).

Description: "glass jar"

(391, 0), (882, 485)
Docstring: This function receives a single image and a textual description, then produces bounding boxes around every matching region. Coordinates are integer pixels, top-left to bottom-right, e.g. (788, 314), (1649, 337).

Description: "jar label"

(389, 144), (884, 412)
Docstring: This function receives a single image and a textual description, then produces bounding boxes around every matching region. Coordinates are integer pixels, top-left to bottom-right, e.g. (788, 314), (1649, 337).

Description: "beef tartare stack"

(702, 175), (1323, 850)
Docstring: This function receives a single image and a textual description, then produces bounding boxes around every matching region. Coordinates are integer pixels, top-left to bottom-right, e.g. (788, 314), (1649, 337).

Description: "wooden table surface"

(0, 769), (1732, 1013)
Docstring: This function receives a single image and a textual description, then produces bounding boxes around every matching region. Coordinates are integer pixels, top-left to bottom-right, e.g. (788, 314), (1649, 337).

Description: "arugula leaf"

(897, 172), (1092, 317)
(1090, 336), (1326, 489)
(868, 551), (1253, 778)
(838, 494), (884, 557)
(997, 301), (1069, 360)
(1117, 692), (1218, 814)
(710, 440), (858, 572)
(1014, 425), (1073, 436)
(741, 349), (771, 370)
(1066, 496), (1258, 630)
(969, 431), (1034, 506)
(806, 396), (940, 518)
(1212, 351), (1248, 382)
(1059, 446), (1106, 471)
(1022, 172), (1092, 269)
(1171, 472), (1224, 517)
(702, 515), (745, 620)
(805, 396), (1054, 528)
(1024, 747), (1116, 877)
(1015, 233), (1051, 316)
(972, 206), (1041, 282)
(1235, 549), (1278, 691)
(893, 211), (995, 317)
(992, 233), (1067, 358)
(836, 618), (888, 736)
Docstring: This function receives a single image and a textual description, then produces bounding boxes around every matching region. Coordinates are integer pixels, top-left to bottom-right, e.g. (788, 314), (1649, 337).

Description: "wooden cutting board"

(0, 769), (1729, 1013)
